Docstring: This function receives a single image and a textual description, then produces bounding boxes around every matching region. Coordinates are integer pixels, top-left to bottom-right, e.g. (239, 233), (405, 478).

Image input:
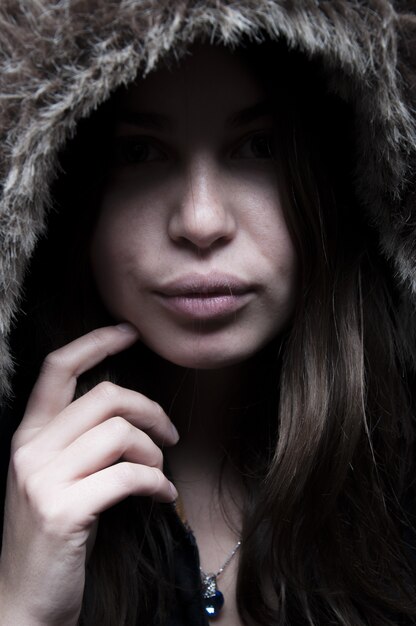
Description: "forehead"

(115, 45), (266, 122)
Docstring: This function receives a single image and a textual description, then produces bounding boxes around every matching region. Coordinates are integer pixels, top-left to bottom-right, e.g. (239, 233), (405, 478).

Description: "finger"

(50, 417), (165, 482)
(67, 463), (178, 520)
(30, 382), (178, 455)
(21, 324), (139, 431)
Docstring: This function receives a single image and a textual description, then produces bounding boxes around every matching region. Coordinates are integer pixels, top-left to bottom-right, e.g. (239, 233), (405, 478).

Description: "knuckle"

(10, 431), (25, 457)
(94, 381), (120, 402)
(35, 496), (67, 531)
(40, 350), (68, 375)
(153, 401), (168, 424)
(149, 467), (164, 495)
(107, 415), (130, 438)
(39, 500), (67, 530)
(113, 462), (136, 488)
(145, 414), (159, 435)
(146, 401), (165, 430)
(10, 444), (33, 483)
(24, 475), (68, 530)
(151, 446), (164, 470)
(24, 471), (46, 506)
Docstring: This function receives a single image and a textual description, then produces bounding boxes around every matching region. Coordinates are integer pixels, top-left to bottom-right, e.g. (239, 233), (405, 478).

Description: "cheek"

(251, 201), (299, 319)
(90, 190), (162, 280)
(90, 208), (141, 314)
(271, 226), (298, 287)
(90, 214), (127, 282)
(243, 183), (297, 276)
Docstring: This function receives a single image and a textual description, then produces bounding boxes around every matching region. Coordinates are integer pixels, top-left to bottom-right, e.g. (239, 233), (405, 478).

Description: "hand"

(0, 324), (179, 626)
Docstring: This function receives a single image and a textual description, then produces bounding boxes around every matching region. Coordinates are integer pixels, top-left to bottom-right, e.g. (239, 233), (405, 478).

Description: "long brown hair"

(6, 41), (416, 625)
(236, 45), (416, 625)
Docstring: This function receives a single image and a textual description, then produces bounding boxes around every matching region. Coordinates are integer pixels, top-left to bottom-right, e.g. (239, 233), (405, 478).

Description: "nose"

(168, 156), (236, 251)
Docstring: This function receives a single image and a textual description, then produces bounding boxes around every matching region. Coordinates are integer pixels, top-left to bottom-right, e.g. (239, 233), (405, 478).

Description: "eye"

(112, 136), (167, 165)
(232, 132), (275, 160)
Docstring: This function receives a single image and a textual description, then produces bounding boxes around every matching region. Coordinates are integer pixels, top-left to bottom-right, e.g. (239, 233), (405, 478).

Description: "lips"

(154, 273), (254, 320)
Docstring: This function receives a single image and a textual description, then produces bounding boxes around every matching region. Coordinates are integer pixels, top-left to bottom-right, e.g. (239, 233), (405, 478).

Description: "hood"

(0, 0), (415, 400)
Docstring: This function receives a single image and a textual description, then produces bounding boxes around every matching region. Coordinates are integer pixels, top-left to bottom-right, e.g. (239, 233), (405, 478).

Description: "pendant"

(201, 573), (224, 618)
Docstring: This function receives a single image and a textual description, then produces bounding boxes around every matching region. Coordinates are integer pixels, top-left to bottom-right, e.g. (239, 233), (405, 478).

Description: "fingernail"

(170, 423), (180, 443)
(169, 481), (178, 500)
(116, 322), (138, 334)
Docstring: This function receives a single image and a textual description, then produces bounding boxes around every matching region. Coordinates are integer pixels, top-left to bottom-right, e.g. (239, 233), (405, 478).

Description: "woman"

(0, 2), (415, 625)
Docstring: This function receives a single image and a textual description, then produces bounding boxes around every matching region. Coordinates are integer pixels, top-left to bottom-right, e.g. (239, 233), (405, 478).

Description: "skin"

(0, 45), (297, 625)
(91, 44), (298, 370)
(0, 325), (178, 625)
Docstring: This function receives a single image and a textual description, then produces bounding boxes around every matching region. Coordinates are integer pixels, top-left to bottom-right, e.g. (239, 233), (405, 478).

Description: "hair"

(4, 40), (416, 626)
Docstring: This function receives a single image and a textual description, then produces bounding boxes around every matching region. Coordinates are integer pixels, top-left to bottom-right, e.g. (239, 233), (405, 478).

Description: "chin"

(141, 333), (266, 370)
(165, 352), (248, 370)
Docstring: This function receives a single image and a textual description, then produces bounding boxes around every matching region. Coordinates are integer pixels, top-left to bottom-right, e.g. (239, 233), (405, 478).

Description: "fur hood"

(0, 0), (415, 400)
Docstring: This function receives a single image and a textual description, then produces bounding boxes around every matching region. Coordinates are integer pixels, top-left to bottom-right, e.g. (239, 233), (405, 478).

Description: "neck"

(130, 340), (280, 475)
(129, 340), (280, 540)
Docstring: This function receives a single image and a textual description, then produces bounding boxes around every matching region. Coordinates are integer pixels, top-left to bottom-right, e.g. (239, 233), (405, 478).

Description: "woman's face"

(91, 45), (298, 369)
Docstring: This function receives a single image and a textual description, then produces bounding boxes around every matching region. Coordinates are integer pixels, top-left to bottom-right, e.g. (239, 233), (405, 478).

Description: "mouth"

(154, 273), (254, 320)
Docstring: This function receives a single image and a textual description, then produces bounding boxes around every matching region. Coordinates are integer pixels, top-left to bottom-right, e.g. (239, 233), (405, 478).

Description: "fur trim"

(0, 0), (415, 400)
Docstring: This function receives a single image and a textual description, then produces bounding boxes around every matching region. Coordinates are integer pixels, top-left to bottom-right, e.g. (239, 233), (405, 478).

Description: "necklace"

(173, 495), (242, 619)
(200, 539), (242, 619)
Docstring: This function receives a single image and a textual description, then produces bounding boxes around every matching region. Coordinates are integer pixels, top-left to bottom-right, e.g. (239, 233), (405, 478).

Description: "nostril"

(172, 231), (232, 254)
(168, 202), (236, 250)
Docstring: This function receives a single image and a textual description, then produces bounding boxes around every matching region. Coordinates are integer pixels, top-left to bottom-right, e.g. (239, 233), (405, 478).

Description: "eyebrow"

(226, 100), (273, 129)
(117, 100), (273, 131)
(117, 110), (173, 131)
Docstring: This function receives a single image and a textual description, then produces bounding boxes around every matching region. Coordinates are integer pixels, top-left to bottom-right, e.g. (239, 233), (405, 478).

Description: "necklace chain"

(200, 538), (242, 579)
